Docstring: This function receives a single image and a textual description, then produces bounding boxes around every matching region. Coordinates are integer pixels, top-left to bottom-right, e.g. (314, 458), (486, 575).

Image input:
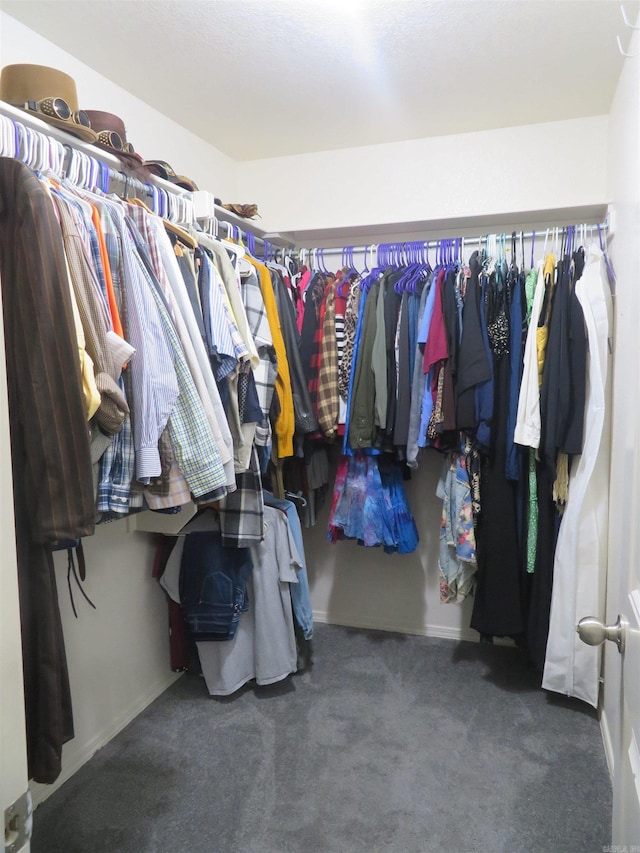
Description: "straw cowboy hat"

(0, 63), (98, 144)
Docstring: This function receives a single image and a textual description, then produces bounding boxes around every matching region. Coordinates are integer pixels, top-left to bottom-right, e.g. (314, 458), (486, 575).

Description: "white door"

(608, 225), (640, 846)
(594, 22), (640, 837)
(0, 285), (30, 852)
(605, 318), (640, 846)
(613, 525), (640, 844)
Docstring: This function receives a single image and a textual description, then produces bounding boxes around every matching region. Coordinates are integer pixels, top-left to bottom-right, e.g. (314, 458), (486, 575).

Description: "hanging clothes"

(436, 450), (477, 602)
(470, 263), (526, 638)
(0, 158), (96, 783)
(542, 247), (612, 707)
(158, 506), (301, 696)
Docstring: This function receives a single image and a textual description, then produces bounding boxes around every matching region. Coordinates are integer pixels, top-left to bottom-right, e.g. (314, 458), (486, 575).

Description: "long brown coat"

(0, 158), (95, 783)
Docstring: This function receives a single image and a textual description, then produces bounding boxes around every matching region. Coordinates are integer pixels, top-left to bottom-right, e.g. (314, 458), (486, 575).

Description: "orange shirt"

(89, 203), (124, 338)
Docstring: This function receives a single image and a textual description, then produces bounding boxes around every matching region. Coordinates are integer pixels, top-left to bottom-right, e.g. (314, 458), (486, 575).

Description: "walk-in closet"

(1, 2), (639, 852)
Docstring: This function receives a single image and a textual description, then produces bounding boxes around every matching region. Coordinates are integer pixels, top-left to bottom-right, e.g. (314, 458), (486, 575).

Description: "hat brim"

(143, 161), (198, 191)
(174, 177), (198, 192)
(94, 140), (142, 164)
(94, 143), (155, 181)
(20, 106), (98, 144)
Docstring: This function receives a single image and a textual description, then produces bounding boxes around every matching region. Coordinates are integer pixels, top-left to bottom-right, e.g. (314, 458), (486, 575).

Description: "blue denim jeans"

(179, 532), (253, 640)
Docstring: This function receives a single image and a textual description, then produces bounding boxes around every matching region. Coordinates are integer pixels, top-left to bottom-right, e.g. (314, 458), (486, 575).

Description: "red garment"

(309, 292), (327, 414)
(423, 268), (448, 373)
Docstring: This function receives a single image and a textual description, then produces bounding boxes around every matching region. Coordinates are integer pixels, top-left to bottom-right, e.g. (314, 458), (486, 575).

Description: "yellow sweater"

(536, 253), (556, 388)
(248, 257), (295, 458)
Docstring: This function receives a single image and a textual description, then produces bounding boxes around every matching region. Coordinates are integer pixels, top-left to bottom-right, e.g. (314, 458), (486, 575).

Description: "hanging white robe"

(542, 246), (612, 708)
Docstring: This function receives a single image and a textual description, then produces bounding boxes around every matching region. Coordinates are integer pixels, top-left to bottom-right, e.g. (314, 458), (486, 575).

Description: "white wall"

(30, 526), (179, 808)
(306, 451), (476, 642)
(0, 12), (238, 201)
(0, 276), (30, 849)
(237, 116), (609, 236)
(254, 118), (609, 642)
(601, 25), (640, 779)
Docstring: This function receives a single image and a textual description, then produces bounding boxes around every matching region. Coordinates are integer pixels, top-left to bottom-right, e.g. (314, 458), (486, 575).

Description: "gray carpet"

(32, 624), (611, 853)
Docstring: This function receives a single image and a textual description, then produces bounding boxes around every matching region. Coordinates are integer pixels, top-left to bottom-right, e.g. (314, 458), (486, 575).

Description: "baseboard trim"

(312, 609), (480, 643)
(30, 671), (181, 809)
(600, 708), (615, 781)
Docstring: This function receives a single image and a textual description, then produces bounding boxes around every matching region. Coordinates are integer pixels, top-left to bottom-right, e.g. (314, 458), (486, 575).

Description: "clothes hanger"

(597, 223), (616, 288)
(316, 247), (327, 274)
(359, 245), (369, 276)
(26, 127), (38, 170)
(0, 117), (11, 157)
(285, 252), (299, 281)
(223, 240), (246, 261)
(336, 247), (358, 297)
(222, 237), (253, 276)
(164, 219), (198, 250)
(285, 490), (308, 508)
(530, 230), (536, 268)
(218, 221), (233, 240)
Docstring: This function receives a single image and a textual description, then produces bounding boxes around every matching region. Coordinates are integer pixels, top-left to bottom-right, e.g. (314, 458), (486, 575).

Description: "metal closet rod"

(301, 223), (608, 258)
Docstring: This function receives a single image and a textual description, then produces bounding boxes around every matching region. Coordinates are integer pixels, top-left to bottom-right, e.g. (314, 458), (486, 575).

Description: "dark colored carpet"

(32, 623), (611, 853)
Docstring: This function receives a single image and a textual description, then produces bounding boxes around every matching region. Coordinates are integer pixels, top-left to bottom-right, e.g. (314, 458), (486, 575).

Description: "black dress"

(470, 263), (526, 637)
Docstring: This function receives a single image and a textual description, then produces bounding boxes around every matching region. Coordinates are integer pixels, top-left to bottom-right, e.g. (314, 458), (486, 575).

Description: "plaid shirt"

(242, 268), (277, 446)
(300, 272), (328, 406)
(97, 403), (135, 516)
(127, 219), (228, 500)
(217, 446), (264, 547)
(316, 281), (339, 437)
(145, 461), (193, 510)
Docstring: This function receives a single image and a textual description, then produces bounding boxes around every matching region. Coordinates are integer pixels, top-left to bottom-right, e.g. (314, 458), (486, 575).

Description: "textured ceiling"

(2, 0), (636, 161)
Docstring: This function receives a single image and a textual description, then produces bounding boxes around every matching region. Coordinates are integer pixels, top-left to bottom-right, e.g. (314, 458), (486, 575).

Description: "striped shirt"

(145, 217), (236, 487)
(127, 218), (227, 500)
(197, 250), (238, 382)
(105, 200), (179, 482)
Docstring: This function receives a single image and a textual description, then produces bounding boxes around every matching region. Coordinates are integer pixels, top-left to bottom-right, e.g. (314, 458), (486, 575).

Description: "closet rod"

(1, 101), (298, 246)
(0, 100), (198, 201)
(302, 224), (608, 258)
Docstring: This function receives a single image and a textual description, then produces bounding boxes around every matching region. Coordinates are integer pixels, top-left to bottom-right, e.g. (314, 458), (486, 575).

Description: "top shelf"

(213, 204), (295, 248)
(283, 206), (610, 249)
(0, 100), (296, 247)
